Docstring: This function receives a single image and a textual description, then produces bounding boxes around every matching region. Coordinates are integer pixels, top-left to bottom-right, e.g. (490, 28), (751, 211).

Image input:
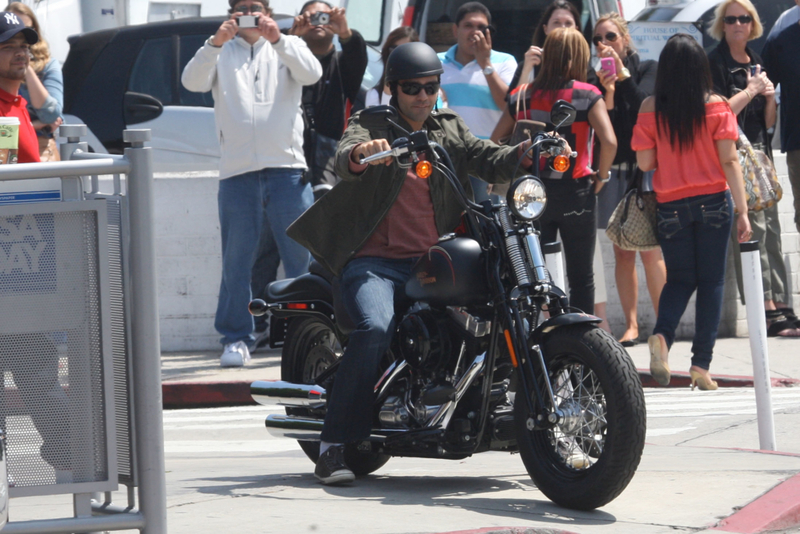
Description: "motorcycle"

(249, 101), (646, 510)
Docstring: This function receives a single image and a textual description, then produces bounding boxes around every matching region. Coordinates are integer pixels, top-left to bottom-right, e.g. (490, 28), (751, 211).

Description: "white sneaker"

(220, 341), (251, 368)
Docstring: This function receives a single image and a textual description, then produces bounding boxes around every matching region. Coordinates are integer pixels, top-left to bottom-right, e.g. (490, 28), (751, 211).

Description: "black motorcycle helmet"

(384, 42), (443, 83)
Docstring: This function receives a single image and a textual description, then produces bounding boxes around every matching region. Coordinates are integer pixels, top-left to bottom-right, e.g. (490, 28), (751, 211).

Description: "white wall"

(151, 154), (799, 351)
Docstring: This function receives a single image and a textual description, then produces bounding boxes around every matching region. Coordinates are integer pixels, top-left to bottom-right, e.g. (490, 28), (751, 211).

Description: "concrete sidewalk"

(155, 334), (800, 534)
(160, 335), (800, 408)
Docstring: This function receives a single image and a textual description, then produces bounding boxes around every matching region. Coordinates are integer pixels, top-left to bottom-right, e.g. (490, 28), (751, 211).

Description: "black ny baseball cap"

(0, 12), (39, 45)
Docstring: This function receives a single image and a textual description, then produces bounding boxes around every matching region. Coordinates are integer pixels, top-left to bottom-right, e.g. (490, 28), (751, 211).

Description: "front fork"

(503, 299), (562, 430)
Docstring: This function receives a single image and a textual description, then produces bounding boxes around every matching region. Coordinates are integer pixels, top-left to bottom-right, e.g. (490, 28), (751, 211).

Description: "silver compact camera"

(310, 12), (330, 25)
(238, 14), (258, 28)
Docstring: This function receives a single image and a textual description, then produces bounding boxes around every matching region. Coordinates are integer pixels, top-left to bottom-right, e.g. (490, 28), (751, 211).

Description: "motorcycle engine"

(397, 309), (453, 374)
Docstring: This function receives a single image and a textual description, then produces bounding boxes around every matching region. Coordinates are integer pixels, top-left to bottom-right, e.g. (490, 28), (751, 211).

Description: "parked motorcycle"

(249, 101), (646, 510)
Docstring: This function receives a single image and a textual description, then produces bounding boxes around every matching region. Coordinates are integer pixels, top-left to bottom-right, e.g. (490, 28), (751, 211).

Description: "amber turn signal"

(552, 154), (570, 173)
(416, 160), (433, 179)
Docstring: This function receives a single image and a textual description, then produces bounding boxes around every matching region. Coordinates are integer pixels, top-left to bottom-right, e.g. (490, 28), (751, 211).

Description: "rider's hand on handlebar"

(351, 139), (393, 166)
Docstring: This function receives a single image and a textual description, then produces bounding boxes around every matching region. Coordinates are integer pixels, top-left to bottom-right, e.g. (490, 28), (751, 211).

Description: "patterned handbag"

(606, 187), (659, 251)
(737, 127), (782, 212)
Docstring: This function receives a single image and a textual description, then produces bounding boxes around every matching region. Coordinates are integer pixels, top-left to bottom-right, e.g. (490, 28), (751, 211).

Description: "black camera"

(310, 12), (330, 25)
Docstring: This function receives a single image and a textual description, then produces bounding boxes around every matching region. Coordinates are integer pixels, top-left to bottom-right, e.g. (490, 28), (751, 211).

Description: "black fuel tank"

(405, 236), (490, 307)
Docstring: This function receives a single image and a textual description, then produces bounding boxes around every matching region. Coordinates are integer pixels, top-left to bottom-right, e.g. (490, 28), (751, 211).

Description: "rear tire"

(282, 316), (390, 475)
(514, 325), (646, 510)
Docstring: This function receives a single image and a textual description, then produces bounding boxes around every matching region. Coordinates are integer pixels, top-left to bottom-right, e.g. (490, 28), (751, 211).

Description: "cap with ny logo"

(0, 12), (38, 45)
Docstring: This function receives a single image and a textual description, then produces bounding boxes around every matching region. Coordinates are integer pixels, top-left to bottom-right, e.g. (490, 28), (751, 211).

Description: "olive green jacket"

(287, 108), (526, 276)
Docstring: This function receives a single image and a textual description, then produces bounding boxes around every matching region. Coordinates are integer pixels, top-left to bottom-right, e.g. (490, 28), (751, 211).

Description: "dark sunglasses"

(234, 4), (265, 13)
(723, 15), (753, 24)
(399, 81), (440, 96)
(592, 32), (619, 46)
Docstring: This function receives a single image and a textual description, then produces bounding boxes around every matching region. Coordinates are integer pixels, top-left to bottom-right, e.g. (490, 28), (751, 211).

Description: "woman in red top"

(492, 27), (616, 314)
(632, 34), (751, 391)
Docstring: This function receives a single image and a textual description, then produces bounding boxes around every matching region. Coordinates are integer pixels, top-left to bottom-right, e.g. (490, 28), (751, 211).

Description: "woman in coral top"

(632, 34), (751, 391)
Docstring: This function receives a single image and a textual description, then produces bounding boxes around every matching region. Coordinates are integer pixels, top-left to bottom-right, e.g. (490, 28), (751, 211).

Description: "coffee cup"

(0, 117), (20, 165)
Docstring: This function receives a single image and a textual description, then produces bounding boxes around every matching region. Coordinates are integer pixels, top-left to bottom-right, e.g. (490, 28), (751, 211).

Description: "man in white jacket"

(182, 0), (322, 367)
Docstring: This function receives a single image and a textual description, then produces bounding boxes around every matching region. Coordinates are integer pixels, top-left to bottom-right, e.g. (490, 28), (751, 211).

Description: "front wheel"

(514, 325), (646, 510)
(282, 316), (390, 475)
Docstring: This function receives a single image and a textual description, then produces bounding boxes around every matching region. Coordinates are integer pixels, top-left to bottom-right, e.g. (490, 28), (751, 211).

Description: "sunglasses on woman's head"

(399, 82), (440, 96)
(723, 15), (753, 24)
(592, 32), (618, 46)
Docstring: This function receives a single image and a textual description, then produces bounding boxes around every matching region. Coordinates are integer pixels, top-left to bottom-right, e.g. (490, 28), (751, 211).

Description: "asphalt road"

(9, 386), (800, 533)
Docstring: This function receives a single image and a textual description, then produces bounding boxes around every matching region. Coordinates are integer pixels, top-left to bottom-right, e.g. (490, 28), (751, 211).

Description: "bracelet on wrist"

(744, 89), (753, 101)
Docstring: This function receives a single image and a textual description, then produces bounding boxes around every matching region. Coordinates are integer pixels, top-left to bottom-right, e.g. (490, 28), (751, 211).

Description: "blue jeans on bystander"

(653, 190), (733, 370)
(215, 168), (313, 346)
(320, 256), (416, 444)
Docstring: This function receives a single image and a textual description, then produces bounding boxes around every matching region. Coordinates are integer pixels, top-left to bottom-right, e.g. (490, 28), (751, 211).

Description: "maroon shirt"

(355, 165), (440, 260)
(0, 87), (40, 164)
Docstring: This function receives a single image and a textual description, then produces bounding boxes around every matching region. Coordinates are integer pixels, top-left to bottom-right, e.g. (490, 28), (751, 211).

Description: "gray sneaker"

(314, 445), (354, 485)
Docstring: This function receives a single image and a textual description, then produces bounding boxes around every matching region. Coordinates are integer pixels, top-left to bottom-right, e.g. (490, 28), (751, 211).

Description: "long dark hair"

(374, 27), (419, 91)
(532, 0), (581, 48)
(654, 34), (714, 151)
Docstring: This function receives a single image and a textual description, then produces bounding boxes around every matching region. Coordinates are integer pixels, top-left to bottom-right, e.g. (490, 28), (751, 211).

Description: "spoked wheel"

(281, 316), (390, 475)
(514, 325), (646, 510)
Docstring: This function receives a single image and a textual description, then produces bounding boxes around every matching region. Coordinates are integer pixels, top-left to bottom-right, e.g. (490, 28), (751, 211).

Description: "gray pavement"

(161, 334), (800, 392)
(151, 334), (800, 533)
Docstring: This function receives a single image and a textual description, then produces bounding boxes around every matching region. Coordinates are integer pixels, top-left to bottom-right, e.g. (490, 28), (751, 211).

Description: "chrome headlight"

(507, 176), (547, 221)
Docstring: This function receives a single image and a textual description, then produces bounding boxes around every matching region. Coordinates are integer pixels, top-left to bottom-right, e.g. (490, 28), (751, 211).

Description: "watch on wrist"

(482, 65), (495, 76)
(599, 171), (611, 183)
(617, 67), (631, 81)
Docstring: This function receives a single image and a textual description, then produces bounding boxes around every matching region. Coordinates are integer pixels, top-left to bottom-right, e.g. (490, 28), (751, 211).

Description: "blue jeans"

(320, 257), (416, 444)
(215, 168), (313, 346)
(653, 191), (733, 370)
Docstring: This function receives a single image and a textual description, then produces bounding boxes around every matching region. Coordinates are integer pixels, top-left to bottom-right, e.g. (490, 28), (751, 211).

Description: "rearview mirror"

(550, 100), (577, 130)
(358, 105), (399, 131)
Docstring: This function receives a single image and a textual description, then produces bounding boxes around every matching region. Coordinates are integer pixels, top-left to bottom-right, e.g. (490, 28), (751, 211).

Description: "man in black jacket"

(763, 8), (800, 235)
(293, 1), (368, 197)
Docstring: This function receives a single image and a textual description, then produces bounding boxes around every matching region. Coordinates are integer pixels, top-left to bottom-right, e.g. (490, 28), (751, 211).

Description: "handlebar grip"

(360, 149), (395, 164)
(249, 299), (269, 317)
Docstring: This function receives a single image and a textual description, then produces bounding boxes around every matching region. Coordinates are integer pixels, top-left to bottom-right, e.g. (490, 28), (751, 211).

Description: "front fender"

(530, 312), (602, 344)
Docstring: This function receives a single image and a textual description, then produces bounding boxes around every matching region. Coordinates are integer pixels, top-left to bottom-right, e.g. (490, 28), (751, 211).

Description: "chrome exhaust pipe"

(265, 414), (405, 441)
(251, 381), (326, 407)
(265, 414), (324, 440)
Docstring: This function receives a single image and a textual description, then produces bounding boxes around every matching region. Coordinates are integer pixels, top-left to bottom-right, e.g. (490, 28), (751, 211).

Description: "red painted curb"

(637, 369), (800, 389)
(710, 472), (800, 533)
(162, 381), (254, 409)
(161, 371), (800, 409)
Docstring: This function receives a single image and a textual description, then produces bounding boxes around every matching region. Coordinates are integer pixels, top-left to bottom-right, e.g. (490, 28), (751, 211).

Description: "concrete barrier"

(145, 154), (798, 351)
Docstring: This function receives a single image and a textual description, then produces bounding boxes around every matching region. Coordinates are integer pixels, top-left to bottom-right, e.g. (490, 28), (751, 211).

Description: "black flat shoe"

(620, 339), (638, 347)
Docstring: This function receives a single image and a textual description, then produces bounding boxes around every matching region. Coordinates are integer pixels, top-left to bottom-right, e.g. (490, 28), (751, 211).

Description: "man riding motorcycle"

(286, 42), (558, 485)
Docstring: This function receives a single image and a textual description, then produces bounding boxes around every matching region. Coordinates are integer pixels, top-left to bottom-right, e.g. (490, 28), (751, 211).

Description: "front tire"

(282, 316), (390, 475)
(514, 325), (646, 510)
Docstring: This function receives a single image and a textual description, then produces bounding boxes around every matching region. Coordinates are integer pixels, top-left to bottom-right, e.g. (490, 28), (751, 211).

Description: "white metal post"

(740, 240), (776, 451)
(543, 241), (565, 291)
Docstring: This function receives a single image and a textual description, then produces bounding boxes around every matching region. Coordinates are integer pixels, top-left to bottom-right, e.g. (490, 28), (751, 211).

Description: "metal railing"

(0, 126), (166, 533)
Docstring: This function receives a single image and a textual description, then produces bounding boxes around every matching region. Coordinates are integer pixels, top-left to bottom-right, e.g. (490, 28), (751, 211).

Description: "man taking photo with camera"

(181, 0), (321, 368)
